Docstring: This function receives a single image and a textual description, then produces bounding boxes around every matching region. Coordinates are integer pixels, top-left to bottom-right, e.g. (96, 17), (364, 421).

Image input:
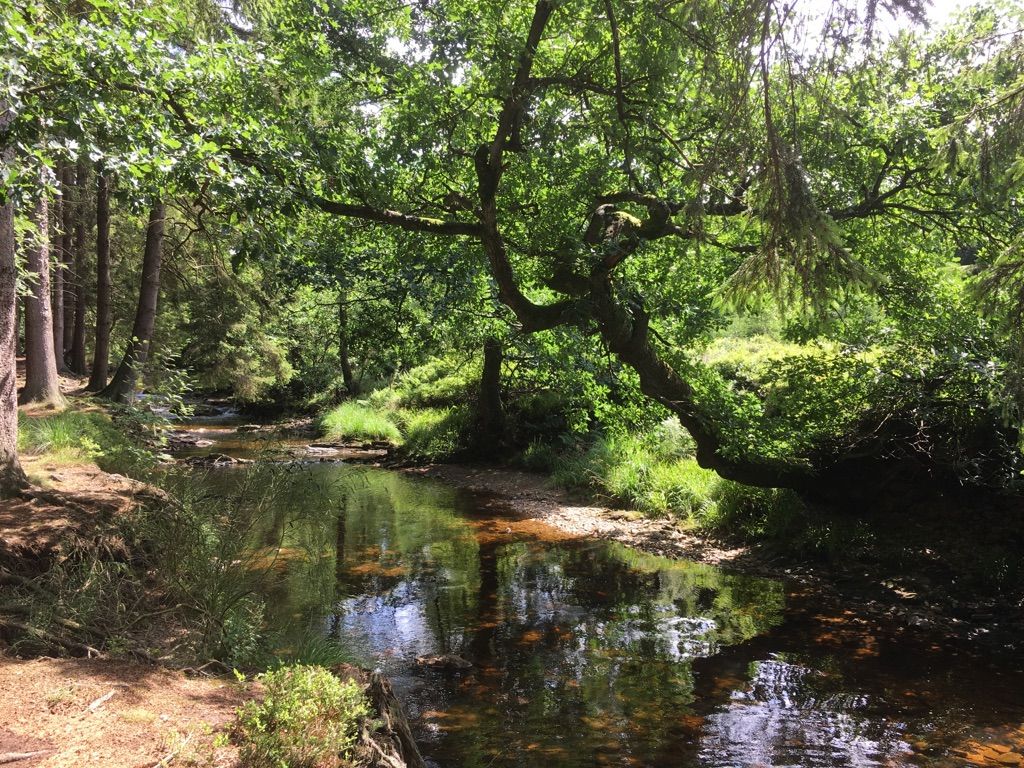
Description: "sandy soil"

(0, 657), (245, 767)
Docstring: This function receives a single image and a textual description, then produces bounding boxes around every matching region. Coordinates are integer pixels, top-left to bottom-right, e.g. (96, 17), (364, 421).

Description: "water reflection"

(182, 457), (1024, 768)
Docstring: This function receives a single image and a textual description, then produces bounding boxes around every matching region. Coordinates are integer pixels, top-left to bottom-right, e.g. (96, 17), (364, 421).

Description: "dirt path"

(0, 657), (245, 768)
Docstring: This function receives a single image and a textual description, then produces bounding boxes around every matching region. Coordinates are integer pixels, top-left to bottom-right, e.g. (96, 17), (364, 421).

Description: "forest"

(1, 0), (1024, 766)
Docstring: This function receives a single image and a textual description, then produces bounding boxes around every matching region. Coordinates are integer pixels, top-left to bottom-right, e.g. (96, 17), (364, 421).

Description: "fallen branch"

(0, 751), (51, 765)
(0, 618), (105, 658)
(87, 689), (117, 712)
(150, 733), (193, 768)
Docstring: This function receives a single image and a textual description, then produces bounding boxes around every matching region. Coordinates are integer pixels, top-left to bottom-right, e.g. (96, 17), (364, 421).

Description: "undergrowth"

(234, 665), (370, 768)
(17, 407), (155, 475)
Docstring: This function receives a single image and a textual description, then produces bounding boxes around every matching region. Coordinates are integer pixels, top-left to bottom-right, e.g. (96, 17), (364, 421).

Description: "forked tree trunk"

(68, 159), (88, 375)
(20, 170), (64, 406)
(0, 130), (27, 496)
(59, 164), (75, 363)
(86, 169), (111, 391)
(100, 202), (164, 404)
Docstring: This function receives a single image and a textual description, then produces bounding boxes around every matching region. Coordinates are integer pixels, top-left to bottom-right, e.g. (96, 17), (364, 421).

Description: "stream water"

(173, 416), (1024, 768)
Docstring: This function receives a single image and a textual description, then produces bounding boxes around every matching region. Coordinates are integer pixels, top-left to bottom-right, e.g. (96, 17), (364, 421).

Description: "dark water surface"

(178, 422), (1024, 768)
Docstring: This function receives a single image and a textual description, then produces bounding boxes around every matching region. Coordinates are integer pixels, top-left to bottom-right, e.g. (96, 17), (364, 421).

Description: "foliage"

(17, 408), (154, 475)
(319, 402), (402, 444)
(234, 665), (370, 768)
(395, 406), (473, 461)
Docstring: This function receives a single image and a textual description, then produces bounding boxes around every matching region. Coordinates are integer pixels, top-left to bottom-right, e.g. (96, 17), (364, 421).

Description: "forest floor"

(405, 463), (1024, 649)
(0, 657), (244, 768)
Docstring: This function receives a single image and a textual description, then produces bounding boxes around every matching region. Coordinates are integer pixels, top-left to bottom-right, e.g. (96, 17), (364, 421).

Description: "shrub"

(235, 665), (370, 768)
(319, 402), (401, 443)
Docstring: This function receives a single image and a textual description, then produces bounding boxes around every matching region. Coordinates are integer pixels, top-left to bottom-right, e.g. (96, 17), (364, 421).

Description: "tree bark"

(51, 165), (69, 370)
(475, 337), (505, 454)
(0, 128), (27, 496)
(338, 296), (356, 395)
(68, 160), (88, 375)
(100, 202), (165, 404)
(20, 169), (64, 407)
(59, 164), (75, 363)
(86, 169), (111, 391)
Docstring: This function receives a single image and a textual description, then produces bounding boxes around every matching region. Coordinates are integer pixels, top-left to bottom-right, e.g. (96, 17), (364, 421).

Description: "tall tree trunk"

(51, 164), (67, 369)
(101, 202), (164, 404)
(0, 123), (27, 496)
(20, 169), (64, 406)
(474, 336), (505, 454)
(68, 160), (88, 375)
(338, 295), (356, 395)
(60, 164), (75, 362)
(86, 169), (111, 391)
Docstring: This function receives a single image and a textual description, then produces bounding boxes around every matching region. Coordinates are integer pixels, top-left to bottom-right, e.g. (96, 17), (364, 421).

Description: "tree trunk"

(100, 202), (164, 404)
(0, 128), (27, 496)
(475, 337), (505, 454)
(85, 169), (111, 391)
(338, 296), (356, 395)
(51, 165), (68, 369)
(68, 160), (88, 375)
(20, 170), (64, 406)
(60, 164), (75, 363)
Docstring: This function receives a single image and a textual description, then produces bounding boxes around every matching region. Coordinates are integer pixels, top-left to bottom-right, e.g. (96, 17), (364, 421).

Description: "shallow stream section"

(172, 417), (1024, 768)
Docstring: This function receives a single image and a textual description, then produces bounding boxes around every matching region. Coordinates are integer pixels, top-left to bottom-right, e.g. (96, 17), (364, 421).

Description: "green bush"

(235, 665), (370, 768)
(319, 402), (402, 443)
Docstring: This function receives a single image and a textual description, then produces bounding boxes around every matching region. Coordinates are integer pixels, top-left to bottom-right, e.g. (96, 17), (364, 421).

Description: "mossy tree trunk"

(475, 337), (505, 454)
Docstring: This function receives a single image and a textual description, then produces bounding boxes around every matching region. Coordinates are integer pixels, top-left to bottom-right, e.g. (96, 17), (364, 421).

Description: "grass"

(319, 402), (402, 443)
(318, 399), (473, 461)
(17, 407), (151, 474)
(538, 423), (824, 553)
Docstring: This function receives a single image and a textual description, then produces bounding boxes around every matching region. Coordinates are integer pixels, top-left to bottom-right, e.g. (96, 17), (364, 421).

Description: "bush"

(235, 665), (370, 768)
(319, 402), (402, 443)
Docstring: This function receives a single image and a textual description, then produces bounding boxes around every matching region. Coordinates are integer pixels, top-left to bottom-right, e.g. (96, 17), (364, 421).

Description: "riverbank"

(0, 393), (425, 768)
(405, 463), (1024, 649)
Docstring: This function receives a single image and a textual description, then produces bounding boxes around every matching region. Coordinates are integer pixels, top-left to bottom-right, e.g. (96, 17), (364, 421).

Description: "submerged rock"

(183, 453), (252, 466)
(415, 653), (473, 671)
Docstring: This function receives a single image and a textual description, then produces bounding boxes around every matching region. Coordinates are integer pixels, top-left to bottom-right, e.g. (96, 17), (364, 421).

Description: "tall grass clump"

(549, 421), (717, 518)
(319, 402), (401, 443)
(395, 406), (472, 460)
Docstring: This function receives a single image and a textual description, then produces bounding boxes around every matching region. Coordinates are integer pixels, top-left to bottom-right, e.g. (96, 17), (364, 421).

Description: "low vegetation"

(234, 665), (370, 768)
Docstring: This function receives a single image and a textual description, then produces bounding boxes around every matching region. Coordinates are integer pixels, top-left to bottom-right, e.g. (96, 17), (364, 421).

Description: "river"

(171, 417), (1024, 768)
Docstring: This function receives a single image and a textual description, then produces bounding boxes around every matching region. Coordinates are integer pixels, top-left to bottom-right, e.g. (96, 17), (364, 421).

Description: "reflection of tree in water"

(698, 658), (913, 768)
(433, 539), (787, 767)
